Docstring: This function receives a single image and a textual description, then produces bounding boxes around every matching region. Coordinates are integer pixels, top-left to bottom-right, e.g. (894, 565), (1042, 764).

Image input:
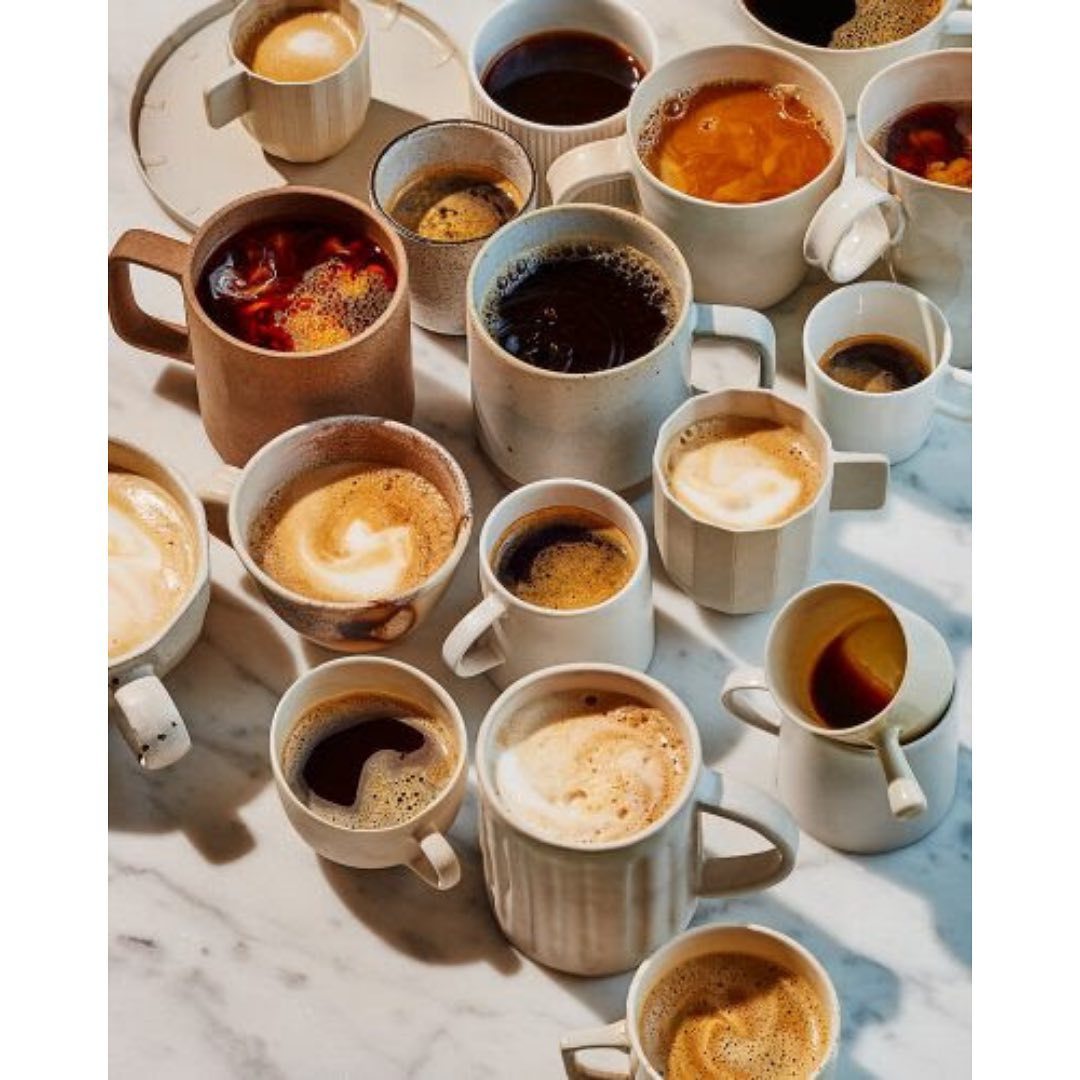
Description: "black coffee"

(745, 0), (942, 49)
(809, 617), (902, 729)
(481, 29), (645, 125)
(820, 335), (930, 393)
(483, 244), (676, 374)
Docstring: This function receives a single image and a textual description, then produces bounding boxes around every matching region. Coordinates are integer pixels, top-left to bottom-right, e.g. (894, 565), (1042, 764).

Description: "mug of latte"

(109, 438), (211, 770)
(560, 922), (841, 1078)
(475, 664), (799, 976)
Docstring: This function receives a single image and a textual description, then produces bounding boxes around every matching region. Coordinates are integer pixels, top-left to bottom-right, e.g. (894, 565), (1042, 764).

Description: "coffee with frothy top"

(242, 9), (359, 83)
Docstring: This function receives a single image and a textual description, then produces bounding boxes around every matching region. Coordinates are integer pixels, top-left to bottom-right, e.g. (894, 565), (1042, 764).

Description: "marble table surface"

(109, 2), (972, 1076)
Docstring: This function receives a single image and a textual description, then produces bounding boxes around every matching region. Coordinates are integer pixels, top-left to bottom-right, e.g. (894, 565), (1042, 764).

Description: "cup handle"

(830, 450), (890, 511)
(204, 64), (249, 129)
(720, 667), (783, 736)
(695, 770), (799, 897)
(441, 594), (508, 678)
(691, 305), (777, 389)
(803, 176), (905, 284)
(198, 464), (242, 510)
(935, 367), (972, 422)
(112, 672), (192, 770)
(560, 1020), (631, 1079)
(875, 725), (928, 819)
(406, 831), (461, 891)
(547, 137), (633, 204)
(108, 229), (192, 361)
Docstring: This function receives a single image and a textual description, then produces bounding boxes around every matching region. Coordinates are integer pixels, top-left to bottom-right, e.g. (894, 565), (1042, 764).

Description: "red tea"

(876, 100), (971, 188)
(197, 220), (397, 352)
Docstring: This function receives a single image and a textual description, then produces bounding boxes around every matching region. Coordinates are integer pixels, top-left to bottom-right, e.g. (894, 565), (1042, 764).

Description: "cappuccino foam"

(495, 691), (690, 844)
(245, 10), (359, 82)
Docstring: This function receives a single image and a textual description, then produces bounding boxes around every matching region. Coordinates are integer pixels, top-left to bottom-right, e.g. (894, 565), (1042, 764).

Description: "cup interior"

(230, 0), (364, 80)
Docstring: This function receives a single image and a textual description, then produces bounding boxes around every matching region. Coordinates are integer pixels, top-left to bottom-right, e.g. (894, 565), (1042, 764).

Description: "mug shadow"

(153, 363), (200, 414)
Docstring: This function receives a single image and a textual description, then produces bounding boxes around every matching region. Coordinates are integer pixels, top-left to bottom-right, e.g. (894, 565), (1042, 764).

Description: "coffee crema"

(109, 471), (197, 659)
(243, 9), (359, 82)
(745, 0), (942, 49)
(666, 416), (823, 529)
(876, 100), (971, 187)
(640, 81), (833, 204)
(388, 165), (523, 243)
(495, 690), (689, 844)
(640, 951), (831, 1079)
(820, 334), (931, 393)
(249, 462), (457, 603)
(282, 690), (457, 829)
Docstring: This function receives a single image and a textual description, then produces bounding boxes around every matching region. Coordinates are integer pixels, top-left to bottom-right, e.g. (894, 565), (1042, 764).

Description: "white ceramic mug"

(468, 0), (658, 205)
(467, 204), (776, 492)
(109, 438), (211, 770)
(442, 479), (654, 689)
(270, 656), (468, 889)
(547, 44), (847, 308)
(204, 0), (371, 163)
(476, 664), (799, 976)
(560, 922), (841, 1078)
(653, 389), (889, 615)
(805, 281), (971, 462)
(804, 49), (972, 365)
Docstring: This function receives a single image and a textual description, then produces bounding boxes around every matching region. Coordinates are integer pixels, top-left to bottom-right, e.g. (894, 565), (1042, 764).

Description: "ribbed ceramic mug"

(476, 664), (799, 976)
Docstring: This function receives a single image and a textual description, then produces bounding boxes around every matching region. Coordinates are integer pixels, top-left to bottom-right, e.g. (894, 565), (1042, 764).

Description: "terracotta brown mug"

(108, 186), (413, 465)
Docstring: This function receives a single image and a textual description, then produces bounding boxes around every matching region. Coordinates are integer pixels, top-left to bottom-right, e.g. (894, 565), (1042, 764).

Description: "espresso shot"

(387, 165), (523, 243)
(820, 334), (931, 393)
(745, 0), (944, 49)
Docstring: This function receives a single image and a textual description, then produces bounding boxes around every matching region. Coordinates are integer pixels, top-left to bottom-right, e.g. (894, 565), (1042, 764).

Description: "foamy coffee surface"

(495, 690), (690, 844)
(109, 471), (197, 659)
(666, 416), (823, 529)
(250, 462), (457, 603)
(245, 10), (359, 82)
(640, 951), (830, 1079)
(831, 0), (942, 48)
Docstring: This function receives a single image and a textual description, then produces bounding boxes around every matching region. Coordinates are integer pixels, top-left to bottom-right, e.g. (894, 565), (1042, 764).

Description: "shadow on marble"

(153, 363), (199, 415)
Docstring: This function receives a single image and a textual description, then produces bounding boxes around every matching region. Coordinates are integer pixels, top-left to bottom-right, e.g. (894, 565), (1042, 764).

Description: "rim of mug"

(476, 477), (650, 618)
(475, 662), (703, 853)
(624, 43), (848, 211)
(227, 415), (474, 613)
(467, 204), (694, 382)
(183, 185), (410, 361)
(855, 47), (972, 197)
(466, 0), (659, 137)
(652, 387), (836, 535)
(108, 436), (211, 673)
(804, 281), (954, 402)
(269, 655), (468, 835)
(368, 120), (538, 249)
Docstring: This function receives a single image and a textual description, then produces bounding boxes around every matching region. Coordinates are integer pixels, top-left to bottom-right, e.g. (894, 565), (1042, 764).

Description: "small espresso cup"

(204, 0), (371, 163)
(653, 389), (889, 615)
(108, 438), (211, 770)
(467, 204), (777, 492)
(370, 120), (537, 336)
(203, 416), (472, 652)
(804, 282), (971, 463)
(476, 664), (799, 976)
(547, 44), (847, 308)
(469, 0), (658, 205)
(442, 479), (654, 689)
(108, 186), (412, 466)
(561, 923), (841, 1078)
(270, 657), (468, 888)
(804, 49), (972, 365)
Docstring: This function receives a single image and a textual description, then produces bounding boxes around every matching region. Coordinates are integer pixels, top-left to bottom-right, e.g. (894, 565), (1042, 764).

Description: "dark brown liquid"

(387, 165), (523, 242)
(810, 617), (902, 729)
(877, 100), (971, 187)
(482, 29), (645, 125)
(745, 0), (941, 49)
(820, 335), (930, 393)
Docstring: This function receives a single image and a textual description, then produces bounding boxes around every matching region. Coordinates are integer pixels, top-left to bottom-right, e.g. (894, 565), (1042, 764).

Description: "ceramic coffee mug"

(203, 415), (472, 652)
(653, 389), (889, 615)
(108, 186), (412, 466)
(736, 0), (972, 115)
(442, 479), (654, 689)
(476, 664), (799, 976)
(804, 49), (972, 365)
(370, 120), (536, 335)
(468, 204), (776, 492)
(108, 438), (211, 770)
(204, 0), (371, 163)
(561, 922), (841, 1078)
(469, 0), (658, 205)
(805, 281), (971, 463)
(270, 657), (468, 888)
(547, 44), (847, 308)
(721, 581), (956, 821)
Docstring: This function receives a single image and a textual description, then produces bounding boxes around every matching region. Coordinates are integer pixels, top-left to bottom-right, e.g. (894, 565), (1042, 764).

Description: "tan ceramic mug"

(108, 186), (413, 466)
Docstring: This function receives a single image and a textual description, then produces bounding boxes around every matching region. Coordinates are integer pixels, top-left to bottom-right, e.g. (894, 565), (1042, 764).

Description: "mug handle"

(720, 667), (782, 736)
(830, 450), (890, 512)
(695, 770), (799, 896)
(560, 1020), (631, 1079)
(874, 725), (928, 820)
(204, 64), (249, 129)
(108, 229), (192, 361)
(441, 594), (508, 678)
(936, 367), (972, 422)
(112, 672), (192, 770)
(691, 305), (777, 389)
(406, 831), (461, 891)
(198, 464), (242, 510)
(803, 176), (905, 284)
(547, 137), (633, 204)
